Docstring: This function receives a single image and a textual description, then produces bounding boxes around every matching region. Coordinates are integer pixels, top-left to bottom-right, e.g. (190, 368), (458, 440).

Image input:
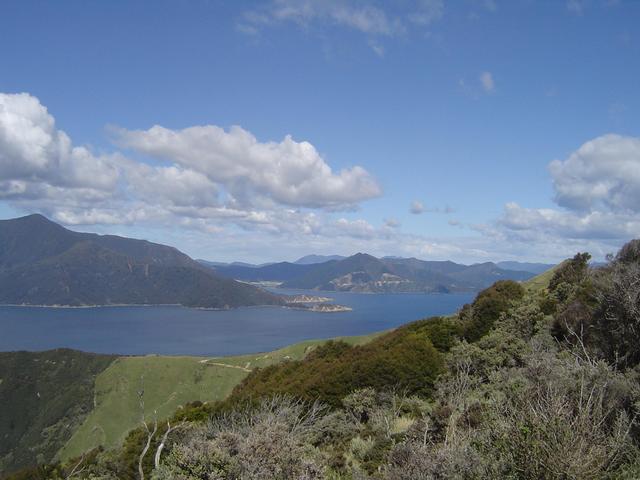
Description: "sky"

(0, 0), (639, 264)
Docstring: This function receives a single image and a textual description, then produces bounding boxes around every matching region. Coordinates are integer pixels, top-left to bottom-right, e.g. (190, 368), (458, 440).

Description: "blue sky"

(0, 0), (639, 263)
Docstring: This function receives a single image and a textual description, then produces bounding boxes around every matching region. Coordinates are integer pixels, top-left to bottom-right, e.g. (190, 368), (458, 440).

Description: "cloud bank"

(0, 93), (381, 236)
(1, 92), (638, 263)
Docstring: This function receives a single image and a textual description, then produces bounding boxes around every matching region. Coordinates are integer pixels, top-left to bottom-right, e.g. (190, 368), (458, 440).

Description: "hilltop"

(0, 215), (281, 308)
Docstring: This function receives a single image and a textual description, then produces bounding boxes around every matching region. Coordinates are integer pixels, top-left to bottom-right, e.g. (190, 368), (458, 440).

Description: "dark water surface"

(0, 289), (474, 356)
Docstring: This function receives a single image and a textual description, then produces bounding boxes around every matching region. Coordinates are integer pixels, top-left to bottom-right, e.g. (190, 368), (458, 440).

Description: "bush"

(154, 396), (326, 480)
(463, 280), (525, 342)
(549, 252), (591, 293)
(228, 322), (446, 407)
(591, 242), (640, 368)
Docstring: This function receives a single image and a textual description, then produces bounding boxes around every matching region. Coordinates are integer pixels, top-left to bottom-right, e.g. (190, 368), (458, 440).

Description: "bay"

(0, 289), (474, 356)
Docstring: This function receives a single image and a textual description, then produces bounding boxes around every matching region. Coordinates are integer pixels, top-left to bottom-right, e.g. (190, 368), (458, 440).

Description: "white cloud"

(0, 92), (119, 196)
(0, 92), (387, 259)
(239, 1), (445, 52)
(499, 202), (640, 240)
(244, 0), (403, 36)
(410, 200), (425, 214)
(492, 134), (640, 259)
(479, 71), (495, 93)
(2, 93), (637, 265)
(549, 134), (640, 214)
(114, 124), (381, 210)
(332, 217), (377, 238)
(124, 162), (220, 209)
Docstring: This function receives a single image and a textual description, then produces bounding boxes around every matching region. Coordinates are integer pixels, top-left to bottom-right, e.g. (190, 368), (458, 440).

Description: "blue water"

(0, 289), (474, 356)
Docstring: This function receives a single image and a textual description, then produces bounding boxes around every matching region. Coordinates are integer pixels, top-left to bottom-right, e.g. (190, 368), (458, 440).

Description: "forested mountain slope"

(0, 215), (281, 308)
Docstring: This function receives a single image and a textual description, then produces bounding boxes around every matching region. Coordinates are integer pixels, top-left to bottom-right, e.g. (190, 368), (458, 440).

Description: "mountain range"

(206, 252), (541, 293)
(0, 214), (281, 308)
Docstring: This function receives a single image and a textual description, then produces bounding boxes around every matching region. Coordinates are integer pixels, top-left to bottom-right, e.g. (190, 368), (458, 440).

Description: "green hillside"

(523, 260), (564, 292)
(57, 333), (379, 462)
(0, 350), (115, 473)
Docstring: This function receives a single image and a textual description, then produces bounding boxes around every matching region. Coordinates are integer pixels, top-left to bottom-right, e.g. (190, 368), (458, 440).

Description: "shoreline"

(0, 302), (352, 313)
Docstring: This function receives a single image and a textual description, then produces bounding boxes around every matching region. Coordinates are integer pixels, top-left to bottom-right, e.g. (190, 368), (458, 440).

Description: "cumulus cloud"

(0, 92), (120, 199)
(494, 134), (640, 258)
(479, 71), (495, 93)
(124, 161), (220, 209)
(113, 124), (380, 210)
(549, 134), (640, 214)
(0, 91), (385, 257)
(410, 200), (425, 214)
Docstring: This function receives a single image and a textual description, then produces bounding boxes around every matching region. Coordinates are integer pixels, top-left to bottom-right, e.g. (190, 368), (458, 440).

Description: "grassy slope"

(58, 333), (379, 461)
(523, 261), (563, 292)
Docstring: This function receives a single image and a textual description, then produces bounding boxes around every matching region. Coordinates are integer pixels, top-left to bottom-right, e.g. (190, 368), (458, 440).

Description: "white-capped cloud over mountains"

(0, 91), (638, 263)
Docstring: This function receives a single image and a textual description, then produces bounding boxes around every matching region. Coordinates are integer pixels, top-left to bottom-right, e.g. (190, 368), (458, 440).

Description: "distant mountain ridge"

(208, 252), (540, 293)
(0, 214), (281, 308)
(294, 254), (347, 265)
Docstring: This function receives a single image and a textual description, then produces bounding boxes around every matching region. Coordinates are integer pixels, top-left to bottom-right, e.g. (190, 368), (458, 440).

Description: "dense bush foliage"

(462, 279), (525, 342)
(226, 317), (449, 408)
(7, 239), (640, 480)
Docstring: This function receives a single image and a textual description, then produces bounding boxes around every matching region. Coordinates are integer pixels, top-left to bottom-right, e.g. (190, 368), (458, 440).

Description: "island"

(283, 294), (351, 312)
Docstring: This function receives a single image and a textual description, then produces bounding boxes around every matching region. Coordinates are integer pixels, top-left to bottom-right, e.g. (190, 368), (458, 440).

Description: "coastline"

(0, 302), (353, 313)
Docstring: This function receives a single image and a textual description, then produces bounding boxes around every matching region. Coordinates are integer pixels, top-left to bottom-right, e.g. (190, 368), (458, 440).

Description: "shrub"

(591, 242), (640, 368)
(463, 280), (525, 342)
(228, 324), (446, 407)
(154, 396), (326, 480)
(549, 252), (591, 293)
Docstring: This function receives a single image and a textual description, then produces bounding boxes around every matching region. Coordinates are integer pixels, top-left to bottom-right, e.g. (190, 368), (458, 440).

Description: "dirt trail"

(198, 359), (252, 372)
